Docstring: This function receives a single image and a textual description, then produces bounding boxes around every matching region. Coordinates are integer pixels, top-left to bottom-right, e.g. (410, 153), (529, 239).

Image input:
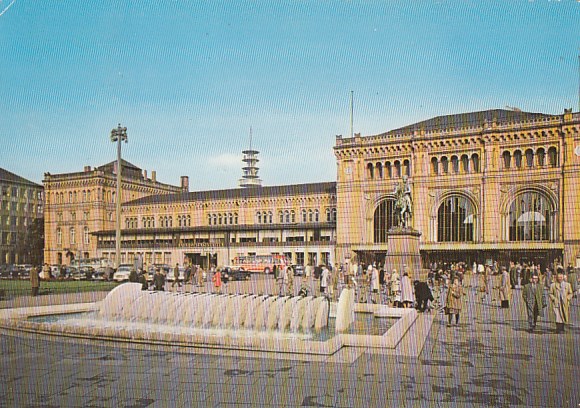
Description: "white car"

(112, 265), (133, 282)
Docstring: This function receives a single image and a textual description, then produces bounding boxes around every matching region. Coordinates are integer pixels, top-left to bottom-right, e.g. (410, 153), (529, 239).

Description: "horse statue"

(393, 176), (413, 229)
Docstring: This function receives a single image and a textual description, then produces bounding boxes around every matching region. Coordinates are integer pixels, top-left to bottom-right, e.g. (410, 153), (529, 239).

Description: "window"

(291, 210), (295, 223)
(366, 163), (374, 179)
(508, 191), (551, 241)
(84, 227), (89, 245)
(279, 211), (284, 223)
(461, 155), (469, 173)
(373, 199), (396, 243)
(525, 149), (534, 168)
(451, 156), (459, 174)
(437, 196), (475, 242)
(257, 212), (262, 224)
(308, 210), (313, 222)
(548, 147), (558, 167)
(326, 208), (331, 222)
(537, 148), (545, 167)
(285, 210), (290, 223)
(314, 209), (319, 222)
(302, 209), (307, 223)
(514, 150), (522, 168)
(431, 158), (439, 175)
(441, 157), (449, 174)
(70, 227), (76, 245)
(386, 162), (392, 178)
(56, 228), (62, 245)
(471, 154), (480, 173)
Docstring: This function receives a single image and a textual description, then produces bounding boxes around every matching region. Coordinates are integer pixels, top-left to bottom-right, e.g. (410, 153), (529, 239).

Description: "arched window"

(82, 191), (87, 201)
(394, 161), (401, 178)
(431, 157), (439, 175)
(536, 148), (545, 167)
(302, 209), (307, 223)
(314, 209), (319, 222)
(208, 215), (212, 225)
(177, 216), (182, 227)
(502, 151), (511, 169)
(376, 163), (383, 179)
(285, 210), (290, 223)
(451, 156), (459, 174)
(228, 213), (233, 225)
(291, 210), (295, 223)
(471, 153), (480, 173)
(142, 217), (147, 227)
(525, 149), (534, 168)
(386, 161), (392, 178)
(326, 208), (331, 222)
(437, 196), (475, 242)
(84, 227), (89, 245)
(56, 228), (62, 245)
(548, 147), (558, 167)
(331, 208), (337, 222)
(187, 215), (191, 226)
(279, 211), (284, 223)
(514, 150), (522, 168)
(367, 163), (374, 179)
(160, 216), (164, 227)
(70, 227), (76, 245)
(403, 159), (411, 177)
(73, 191), (77, 203)
(441, 157), (449, 174)
(308, 210), (313, 223)
(125, 218), (130, 229)
(373, 199), (396, 243)
(234, 213), (239, 224)
(69, 192), (73, 203)
(508, 191), (551, 241)
(461, 155), (469, 173)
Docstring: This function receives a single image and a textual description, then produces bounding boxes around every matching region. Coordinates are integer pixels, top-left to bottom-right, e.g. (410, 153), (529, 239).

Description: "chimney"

(181, 176), (189, 192)
(151, 171), (156, 182)
(143, 169), (148, 180)
(84, 166), (91, 172)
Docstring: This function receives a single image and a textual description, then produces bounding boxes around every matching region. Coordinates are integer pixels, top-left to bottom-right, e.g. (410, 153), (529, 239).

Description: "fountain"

(0, 284), (427, 358)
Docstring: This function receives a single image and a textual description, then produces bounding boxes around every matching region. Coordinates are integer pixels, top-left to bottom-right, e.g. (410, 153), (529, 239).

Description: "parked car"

(71, 266), (94, 281)
(112, 264), (133, 282)
(222, 266), (251, 283)
(291, 264), (305, 276)
(92, 266), (114, 281)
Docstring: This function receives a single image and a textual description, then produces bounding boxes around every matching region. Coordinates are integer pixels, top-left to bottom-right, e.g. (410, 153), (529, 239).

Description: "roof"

(380, 109), (559, 136)
(125, 181), (336, 206)
(96, 159), (141, 173)
(0, 168), (43, 187)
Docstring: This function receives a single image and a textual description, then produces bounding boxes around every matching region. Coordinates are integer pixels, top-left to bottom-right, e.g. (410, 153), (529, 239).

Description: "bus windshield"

(232, 255), (288, 274)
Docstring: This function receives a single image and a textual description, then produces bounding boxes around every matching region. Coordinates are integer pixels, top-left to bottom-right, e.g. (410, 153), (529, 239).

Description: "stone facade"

(43, 161), (185, 265)
(93, 182), (337, 269)
(0, 168), (44, 264)
(334, 108), (580, 269)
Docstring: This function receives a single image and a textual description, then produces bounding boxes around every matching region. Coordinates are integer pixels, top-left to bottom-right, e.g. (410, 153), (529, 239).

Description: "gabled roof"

(124, 181), (336, 206)
(0, 168), (42, 187)
(96, 159), (141, 172)
(382, 109), (559, 136)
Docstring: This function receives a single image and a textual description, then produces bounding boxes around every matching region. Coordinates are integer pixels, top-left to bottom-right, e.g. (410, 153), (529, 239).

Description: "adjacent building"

(43, 160), (186, 265)
(0, 168), (44, 265)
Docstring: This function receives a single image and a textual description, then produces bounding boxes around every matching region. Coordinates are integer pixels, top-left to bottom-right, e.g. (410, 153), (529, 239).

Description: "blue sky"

(1, 1), (579, 190)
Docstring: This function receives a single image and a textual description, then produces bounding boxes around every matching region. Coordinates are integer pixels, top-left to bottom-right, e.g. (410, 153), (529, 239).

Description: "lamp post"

(110, 124), (127, 269)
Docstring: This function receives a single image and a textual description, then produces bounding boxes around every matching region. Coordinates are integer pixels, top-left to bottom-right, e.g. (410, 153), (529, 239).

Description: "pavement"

(0, 274), (578, 407)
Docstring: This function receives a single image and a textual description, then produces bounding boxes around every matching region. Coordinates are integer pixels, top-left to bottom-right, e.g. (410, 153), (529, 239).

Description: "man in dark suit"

(522, 274), (545, 333)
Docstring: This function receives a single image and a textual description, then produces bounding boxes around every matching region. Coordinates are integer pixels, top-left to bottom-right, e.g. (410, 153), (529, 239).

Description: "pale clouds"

(207, 153), (241, 168)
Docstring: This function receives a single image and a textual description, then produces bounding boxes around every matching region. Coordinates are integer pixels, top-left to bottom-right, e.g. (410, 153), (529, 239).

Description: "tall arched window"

(548, 147), (558, 167)
(536, 148), (545, 167)
(84, 227), (89, 245)
(366, 163), (374, 179)
(394, 161), (401, 178)
(431, 158), (439, 175)
(56, 228), (62, 245)
(257, 212), (262, 224)
(525, 149), (534, 168)
(441, 157), (449, 174)
(508, 191), (551, 241)
(70, 227), (76, 245)
(514, 150), (522, 168)
(461, 155), (469, 173)
(403, 159), (411, 177)
(326, 208), (331, 222)
(291, 210), (295, 223)
(314, 209), (319, 222)
(451, 156), (459, 174)
(471, 153), (480, 173)
(302, 209), (307, 223)
(386, 162), (392, 178)
(279, 211), (284, 223)
(502, 151), (511, 169)
(376, 163), (383, 179)
(437, 196), (475, 242)
(373, 199), (396, 243)
(285, 210), (290, 223)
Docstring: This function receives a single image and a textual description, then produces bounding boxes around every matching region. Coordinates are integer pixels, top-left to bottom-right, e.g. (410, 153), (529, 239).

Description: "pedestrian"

(171, 263), (181, 288)
(391, 269), (401, 307)
(522, 274), (546, 332)
(445, 277), (463, 327)
(568, 266), (578, 296)
(286, 264), (294, 296)
(499, 267), (512, 308)
(278, 264), (287, 296)
(212, 268), (222, 294)
(30, 266), (40, 296)
(414, 280), (434, 312)
(153, 268), (165, 291)
(548, 272), (574, 333)
(320, 265), (329, 296)
(400, 270), (414, 308)
(369, 264), (379, 304)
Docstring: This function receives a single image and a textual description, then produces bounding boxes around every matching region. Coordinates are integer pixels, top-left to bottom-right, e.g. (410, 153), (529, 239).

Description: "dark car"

(222, 267), (251, 283)
(292, 264), (305, 276)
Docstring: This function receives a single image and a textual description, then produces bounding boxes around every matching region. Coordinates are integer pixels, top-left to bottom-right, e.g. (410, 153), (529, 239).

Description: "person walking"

(171, 263), (181, 289)
(277, 264), (288, 296)
(499, 267), (512, 308)
(548, 272), (574, 333)
(153, 268), (165, 291)
(286, 264), (294, 296)
(320, 265), (329, 296)
(212, 268), (222, 294)
(30, 266), (40, 297)
(445, 277), (463, 327)
(522, 274), (546, 332)
(390, 269), (401, 307)
(369, 264), (380, 304)
(400, 270), (414, 308)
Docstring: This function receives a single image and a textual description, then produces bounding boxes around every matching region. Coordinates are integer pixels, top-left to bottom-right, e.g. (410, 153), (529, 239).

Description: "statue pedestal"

(384, 228), (422, 278)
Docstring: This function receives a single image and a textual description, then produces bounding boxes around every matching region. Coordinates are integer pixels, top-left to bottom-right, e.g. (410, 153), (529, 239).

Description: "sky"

(1, 1), (579, 190)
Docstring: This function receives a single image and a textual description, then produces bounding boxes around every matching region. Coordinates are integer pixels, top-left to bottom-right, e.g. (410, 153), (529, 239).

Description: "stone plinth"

(384, 228), (422, 278)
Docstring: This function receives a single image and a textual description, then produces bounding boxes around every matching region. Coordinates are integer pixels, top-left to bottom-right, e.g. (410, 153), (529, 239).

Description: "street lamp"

(110, 124), (127, 269)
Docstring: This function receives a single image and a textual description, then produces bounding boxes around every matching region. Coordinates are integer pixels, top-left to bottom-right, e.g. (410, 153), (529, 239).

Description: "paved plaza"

(0, 275), (578, 407)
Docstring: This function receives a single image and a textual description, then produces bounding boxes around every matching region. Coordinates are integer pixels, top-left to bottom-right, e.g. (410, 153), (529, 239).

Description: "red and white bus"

(232, 254), (288, 274)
